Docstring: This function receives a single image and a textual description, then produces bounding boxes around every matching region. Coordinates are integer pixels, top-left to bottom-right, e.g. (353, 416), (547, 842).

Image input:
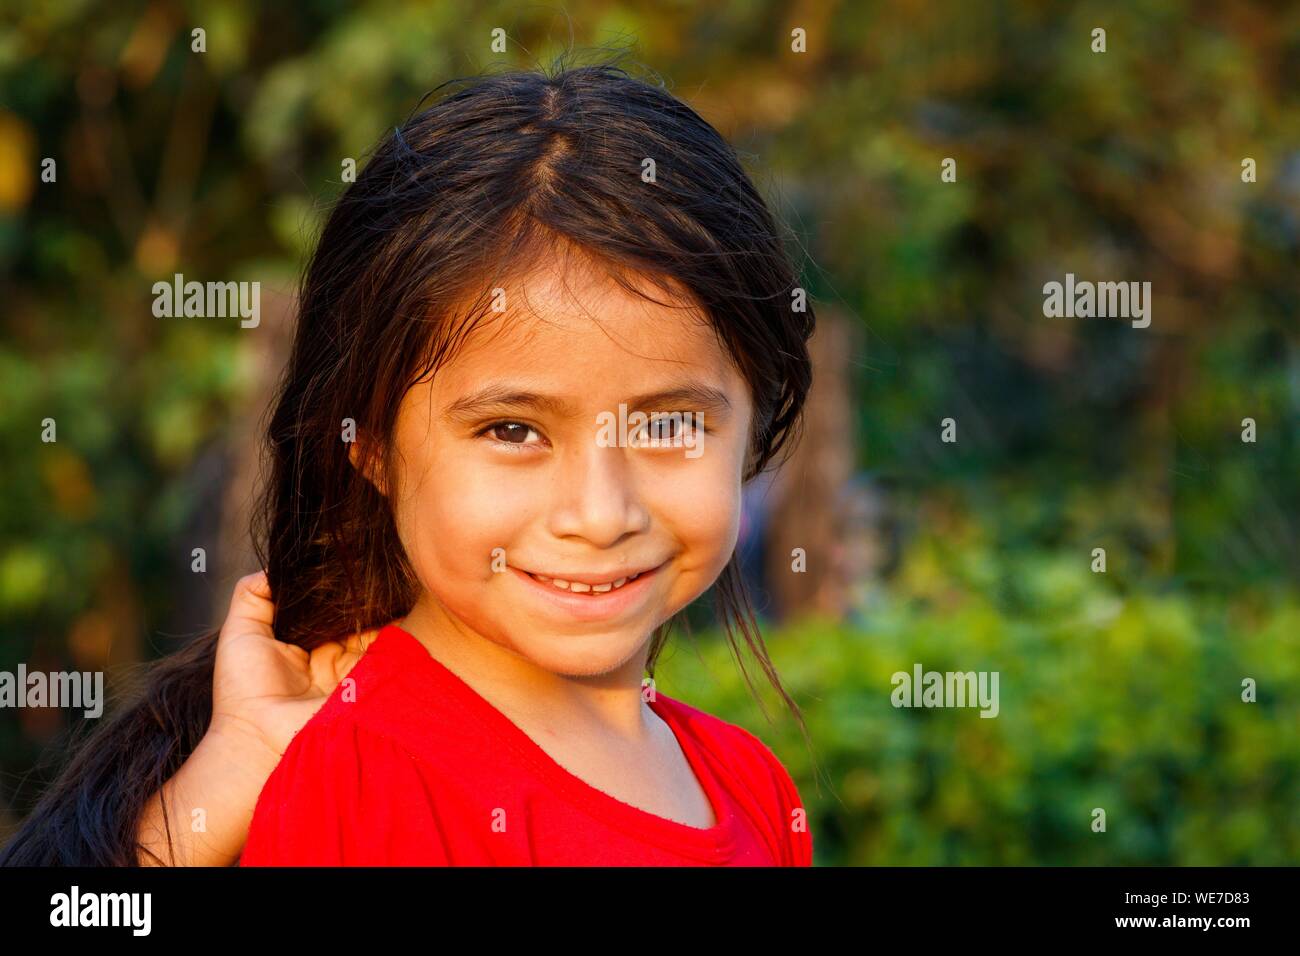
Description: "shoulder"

(288, 628), (438, 756)
(241, 687), (438, 866)
(262, 683), (435, 806)
(249, 639), (437, 819)
(653, 692), (791, 779)
(251, 695), (429, 826)
(655, 697), (806, 816)
(653, 693), (812, 863)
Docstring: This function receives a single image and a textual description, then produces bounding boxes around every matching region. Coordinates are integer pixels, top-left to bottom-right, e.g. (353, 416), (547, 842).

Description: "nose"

(545, 436), (650, 548)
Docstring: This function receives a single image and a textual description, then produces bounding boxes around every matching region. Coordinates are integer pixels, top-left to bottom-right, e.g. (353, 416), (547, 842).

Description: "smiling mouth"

(522, 565), (659, 594)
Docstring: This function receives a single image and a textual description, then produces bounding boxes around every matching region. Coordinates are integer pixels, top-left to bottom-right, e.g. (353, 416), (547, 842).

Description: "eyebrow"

(444, 382), (733, 422)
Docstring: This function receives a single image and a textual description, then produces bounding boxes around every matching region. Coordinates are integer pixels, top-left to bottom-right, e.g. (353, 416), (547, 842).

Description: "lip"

(508, 562), (665, 622)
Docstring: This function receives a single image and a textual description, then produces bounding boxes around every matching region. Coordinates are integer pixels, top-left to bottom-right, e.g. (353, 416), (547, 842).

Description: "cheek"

(663, 455), (744, 571)
(389, 444), (532, 585)
(664, 423), (751, 598)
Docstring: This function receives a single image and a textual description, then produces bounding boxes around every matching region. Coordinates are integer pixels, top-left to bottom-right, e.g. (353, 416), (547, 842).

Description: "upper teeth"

(531, 572), (640, 592)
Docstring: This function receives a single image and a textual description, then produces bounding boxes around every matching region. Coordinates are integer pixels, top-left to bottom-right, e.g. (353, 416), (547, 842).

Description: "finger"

(223, 570), (275, 630)
(234, 569), (271, 600)
(360, 627), (382, 652)
(331, 629), (380, 683)
(308, 643), (347, 696)
(345, 627), (381, 655)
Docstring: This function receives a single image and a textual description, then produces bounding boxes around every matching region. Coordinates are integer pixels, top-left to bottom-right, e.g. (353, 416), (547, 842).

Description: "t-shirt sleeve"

(239, 718), (450, 866)
(770, 748), (814, 867)
(731, 725), (815, 867)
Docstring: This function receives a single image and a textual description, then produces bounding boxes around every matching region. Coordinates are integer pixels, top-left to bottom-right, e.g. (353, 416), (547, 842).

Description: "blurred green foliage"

(667, 513), (1299, 865)
(1, 1), (1297, 863)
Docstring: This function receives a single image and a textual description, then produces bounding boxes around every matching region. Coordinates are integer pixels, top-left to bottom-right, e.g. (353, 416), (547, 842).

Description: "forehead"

(430, 252), (742, 399)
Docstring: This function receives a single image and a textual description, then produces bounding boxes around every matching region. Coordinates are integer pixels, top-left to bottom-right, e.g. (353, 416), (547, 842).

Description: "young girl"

(1, 57), (817, 866)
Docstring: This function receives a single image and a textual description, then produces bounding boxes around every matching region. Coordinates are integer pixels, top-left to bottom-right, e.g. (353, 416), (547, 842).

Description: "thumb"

(221, 570), (275, 635)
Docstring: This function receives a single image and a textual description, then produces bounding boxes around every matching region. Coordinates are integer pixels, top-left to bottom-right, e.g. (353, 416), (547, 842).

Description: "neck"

(398, 592), (657, 742)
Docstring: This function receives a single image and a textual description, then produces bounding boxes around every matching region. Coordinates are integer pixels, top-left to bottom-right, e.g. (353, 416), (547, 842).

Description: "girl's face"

(375, 253), (754, 679)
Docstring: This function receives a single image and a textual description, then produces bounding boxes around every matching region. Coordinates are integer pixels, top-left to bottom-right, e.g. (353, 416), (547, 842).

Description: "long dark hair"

(1, 52), (815, 866)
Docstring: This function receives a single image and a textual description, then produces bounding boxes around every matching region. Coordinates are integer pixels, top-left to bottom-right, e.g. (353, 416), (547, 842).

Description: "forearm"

(136, 726), (281, 866)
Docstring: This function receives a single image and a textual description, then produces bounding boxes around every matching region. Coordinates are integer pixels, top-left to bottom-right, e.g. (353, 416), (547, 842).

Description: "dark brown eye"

(632, 413), (701, 447)
(649, 417), (676, 440)
(492, 422), (531, 443)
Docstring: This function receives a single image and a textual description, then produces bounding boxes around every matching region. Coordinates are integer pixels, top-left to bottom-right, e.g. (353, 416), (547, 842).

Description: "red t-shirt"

(239, 623), (813, 866)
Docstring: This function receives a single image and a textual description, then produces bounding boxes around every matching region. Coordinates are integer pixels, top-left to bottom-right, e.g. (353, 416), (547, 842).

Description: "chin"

(507, 632), (647, 679)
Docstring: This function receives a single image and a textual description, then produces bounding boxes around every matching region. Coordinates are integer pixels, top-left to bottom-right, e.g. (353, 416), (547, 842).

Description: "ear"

(348, 433), (388, 497)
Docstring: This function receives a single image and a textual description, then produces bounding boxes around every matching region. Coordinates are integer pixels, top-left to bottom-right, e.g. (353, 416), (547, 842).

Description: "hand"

(208, 570), (379, 762)
(139, 571), (382, 864)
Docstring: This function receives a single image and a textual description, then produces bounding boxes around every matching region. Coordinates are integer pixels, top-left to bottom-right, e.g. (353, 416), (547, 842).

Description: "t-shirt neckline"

(375, 622), (740, 861)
